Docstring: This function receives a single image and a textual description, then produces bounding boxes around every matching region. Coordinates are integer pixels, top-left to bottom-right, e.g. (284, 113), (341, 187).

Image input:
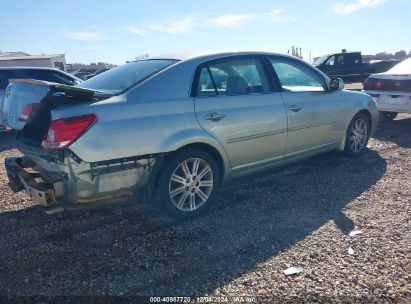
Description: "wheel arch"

(171, 142), (226, 184)
(357, 109), (372, 129)
(143, 138), (229, 201)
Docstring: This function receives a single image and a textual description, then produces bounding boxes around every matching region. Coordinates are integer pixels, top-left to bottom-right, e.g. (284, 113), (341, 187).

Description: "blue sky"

(1, 0), (410, 64)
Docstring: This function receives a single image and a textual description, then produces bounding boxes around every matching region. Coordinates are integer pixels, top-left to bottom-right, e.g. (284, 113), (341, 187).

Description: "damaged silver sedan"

(1, 51), (379, 219)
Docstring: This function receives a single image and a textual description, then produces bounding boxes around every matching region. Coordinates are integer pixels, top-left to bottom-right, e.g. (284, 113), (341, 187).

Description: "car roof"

(146, 50), (292, 62)
(321, 52), (361, 57)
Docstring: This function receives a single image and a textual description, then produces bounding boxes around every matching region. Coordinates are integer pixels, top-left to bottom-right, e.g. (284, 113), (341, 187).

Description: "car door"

(194, 56), (287, 170)
(267, 56), (346, 155)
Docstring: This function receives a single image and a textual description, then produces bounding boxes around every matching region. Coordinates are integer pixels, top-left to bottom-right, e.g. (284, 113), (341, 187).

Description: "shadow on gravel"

(0, 131), (15, 152)
(0, 149), (387, 296)
(373, 114), (411, 148)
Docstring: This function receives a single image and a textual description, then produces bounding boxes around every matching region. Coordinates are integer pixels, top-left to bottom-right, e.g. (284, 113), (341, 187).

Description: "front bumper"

(5, 157), (56, 206)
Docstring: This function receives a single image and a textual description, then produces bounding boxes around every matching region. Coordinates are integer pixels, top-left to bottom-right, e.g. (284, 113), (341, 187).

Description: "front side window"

(270, 58), (326, 92)
(78, 59), (178, 94)
(196, 57), (269, 96)
(325, 56), (335, 66)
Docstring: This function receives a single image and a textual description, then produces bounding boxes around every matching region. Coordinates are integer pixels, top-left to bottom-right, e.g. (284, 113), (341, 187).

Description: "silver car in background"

(1, 51), (379, 219)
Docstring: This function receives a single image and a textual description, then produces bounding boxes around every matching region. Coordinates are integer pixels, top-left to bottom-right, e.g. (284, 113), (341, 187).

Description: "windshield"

(313, 55), (330, 65)
(78, 59), (178, 94)
(387, 58), (411, 74)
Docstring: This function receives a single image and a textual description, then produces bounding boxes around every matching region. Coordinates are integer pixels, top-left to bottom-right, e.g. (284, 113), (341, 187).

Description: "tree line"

(372, 50), (411, 60)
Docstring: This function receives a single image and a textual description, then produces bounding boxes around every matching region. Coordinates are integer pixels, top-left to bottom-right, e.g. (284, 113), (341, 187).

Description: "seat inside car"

(225, 75), (249, 95)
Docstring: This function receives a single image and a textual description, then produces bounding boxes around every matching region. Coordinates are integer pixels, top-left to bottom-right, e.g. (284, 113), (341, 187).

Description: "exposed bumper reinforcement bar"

(5, 157), (56, 206)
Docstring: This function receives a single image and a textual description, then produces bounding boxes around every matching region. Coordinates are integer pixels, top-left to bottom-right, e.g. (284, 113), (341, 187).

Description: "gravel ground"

(0, 115), (410, 303)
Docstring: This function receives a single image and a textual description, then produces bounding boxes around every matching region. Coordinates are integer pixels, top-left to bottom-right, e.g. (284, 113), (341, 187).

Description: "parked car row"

(0, 51), (380, 219)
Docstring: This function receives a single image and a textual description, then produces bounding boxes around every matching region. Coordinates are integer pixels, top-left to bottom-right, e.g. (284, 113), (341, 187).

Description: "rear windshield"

(78, 59), (178, 94)
(388, 58), (411, 74)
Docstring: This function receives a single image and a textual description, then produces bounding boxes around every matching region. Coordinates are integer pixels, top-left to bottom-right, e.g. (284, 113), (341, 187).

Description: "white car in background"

(364, 58), (411, 121)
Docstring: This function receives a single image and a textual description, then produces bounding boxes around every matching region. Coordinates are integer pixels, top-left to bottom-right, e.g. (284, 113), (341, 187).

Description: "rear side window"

(270, 58), (326, 92)
(196, 57), (270, 97)
(197, 68), (217, 97)
(336, 55), (344, 66)
(0, 70), (13, 89)
(344, 54), (359, 65)
(24, 69), (75, 85)
(1, 69), (76, 86)
(50, 71), (76, 85)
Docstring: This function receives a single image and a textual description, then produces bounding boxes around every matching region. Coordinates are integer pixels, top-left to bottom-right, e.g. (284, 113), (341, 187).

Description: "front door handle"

(204, 112), (226, 121)
(288, 104), (302, 112)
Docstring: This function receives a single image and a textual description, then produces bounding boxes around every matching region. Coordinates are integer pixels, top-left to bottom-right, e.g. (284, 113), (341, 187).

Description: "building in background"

(0, 52), (67, 71)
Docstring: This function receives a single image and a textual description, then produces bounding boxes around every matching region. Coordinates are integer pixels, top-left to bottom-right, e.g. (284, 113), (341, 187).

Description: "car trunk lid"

(0, 79), (97, 131)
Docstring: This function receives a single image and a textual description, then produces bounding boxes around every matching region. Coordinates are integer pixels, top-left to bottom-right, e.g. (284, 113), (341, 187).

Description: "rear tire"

(380, 111), (398, 121)
(154, 148), (221, 220)
(344, 113), (371, 158)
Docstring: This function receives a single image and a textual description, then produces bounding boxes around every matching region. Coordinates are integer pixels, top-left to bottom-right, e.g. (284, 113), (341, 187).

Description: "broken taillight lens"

(42, 114), (97, 150)
(18, 103), (38, 122)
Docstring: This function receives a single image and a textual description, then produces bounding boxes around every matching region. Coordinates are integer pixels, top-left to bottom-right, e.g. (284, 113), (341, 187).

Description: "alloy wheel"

(349, 118), (368, 153)
(168, 158), (214, 212)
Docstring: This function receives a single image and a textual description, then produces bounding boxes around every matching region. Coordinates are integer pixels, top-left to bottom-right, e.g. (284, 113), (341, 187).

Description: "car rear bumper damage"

(4, 150), (161, 214)
(5, 157), (56, 206)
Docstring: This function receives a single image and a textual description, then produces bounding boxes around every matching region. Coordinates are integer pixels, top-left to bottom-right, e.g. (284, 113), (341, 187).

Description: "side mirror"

(329, 78), (344, 91)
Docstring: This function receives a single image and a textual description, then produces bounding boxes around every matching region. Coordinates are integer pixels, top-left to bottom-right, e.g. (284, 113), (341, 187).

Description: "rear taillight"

(18, 103), (38, 122)
(363, 78), (373, 90)
(375, 80), (384, 90)
(42, 114), (97, 150)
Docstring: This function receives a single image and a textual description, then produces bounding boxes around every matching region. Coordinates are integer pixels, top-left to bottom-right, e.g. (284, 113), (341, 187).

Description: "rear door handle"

(288, 104), (302, 112)
(204, 112), (226, 121)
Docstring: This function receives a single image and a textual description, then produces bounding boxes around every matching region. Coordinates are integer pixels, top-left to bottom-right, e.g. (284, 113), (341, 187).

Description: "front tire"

(155, 149), (221, 220)
(344, 113), (371, 158)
